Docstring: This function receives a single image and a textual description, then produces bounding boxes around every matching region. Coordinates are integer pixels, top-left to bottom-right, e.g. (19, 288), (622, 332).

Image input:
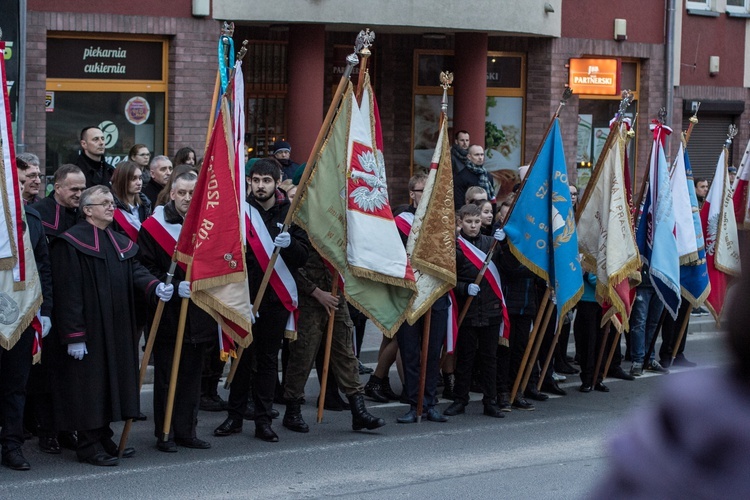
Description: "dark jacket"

(30, 195), (79, 242)
(497, 239), (540, 317)
(137, 201), (217, 345)
(245, 193), (309, 311)
(455, 231), (503, 327)
(142, 178), (164, 208)
(75, 152), (115, 188)
(452, 144), (479, 209)
(25, 206), (53, 317)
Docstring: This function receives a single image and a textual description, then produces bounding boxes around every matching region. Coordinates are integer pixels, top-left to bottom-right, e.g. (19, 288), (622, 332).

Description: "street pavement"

(0, 316), (730, 499)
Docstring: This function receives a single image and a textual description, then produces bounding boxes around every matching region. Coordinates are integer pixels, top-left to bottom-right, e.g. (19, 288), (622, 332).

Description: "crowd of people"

(0, 125), (708, 473)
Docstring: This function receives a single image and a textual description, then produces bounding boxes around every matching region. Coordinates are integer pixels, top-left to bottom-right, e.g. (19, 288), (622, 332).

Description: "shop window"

(245, 41), (287, 158)
(45, 35), (168, 173)
(412, 49), (525, 189)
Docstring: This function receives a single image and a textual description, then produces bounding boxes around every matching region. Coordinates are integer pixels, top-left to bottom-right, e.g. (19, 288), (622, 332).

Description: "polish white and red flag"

(732, 138), (750, 230)
(700, 147), (741, 324)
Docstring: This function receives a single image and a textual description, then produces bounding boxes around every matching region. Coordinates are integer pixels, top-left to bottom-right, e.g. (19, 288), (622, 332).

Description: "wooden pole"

(415, 307), (432, 423)
(317, 275), (341, 423)
(118, 260), (178, 458)
(205, 72), (221, 151)
(592, 319), (610, 386)
(536, 317), (564, 392)
(518, 297), (555, 399)
(670, 305), (693, 362)
(510, 288), (550, 403)
(161, 264), (192, 442)
(601, 326), (623, 382)
(224, 50), (360, 389)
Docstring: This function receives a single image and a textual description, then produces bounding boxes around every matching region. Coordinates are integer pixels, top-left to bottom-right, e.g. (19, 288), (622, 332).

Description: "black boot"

(348, 394), (386, 431)
(283, 400), (309, 433)
(442, 372), (456, 400)
(381, 376), (399, 401)
(364, 375), (389, 403)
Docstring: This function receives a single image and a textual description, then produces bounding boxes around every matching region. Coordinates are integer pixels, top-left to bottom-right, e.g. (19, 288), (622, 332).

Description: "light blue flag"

(503, 119), (583, 320)
(636, 124), (681, 318)
(680, 148), (710, 305)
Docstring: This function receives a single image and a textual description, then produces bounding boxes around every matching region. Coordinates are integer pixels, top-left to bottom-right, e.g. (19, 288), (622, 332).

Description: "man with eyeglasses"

(16, 153), (44, 205)
(75, 126), (115, 188)
(48, 185), (173, 466)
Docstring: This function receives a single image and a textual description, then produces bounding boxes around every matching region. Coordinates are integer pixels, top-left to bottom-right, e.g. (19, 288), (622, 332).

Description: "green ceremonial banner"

(293, 82), (414, 336)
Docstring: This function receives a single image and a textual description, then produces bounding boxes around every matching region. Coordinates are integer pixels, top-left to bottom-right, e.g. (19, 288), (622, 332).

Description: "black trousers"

(574, 301), (604, 386)
(497, 313), (533, 395)
(396, 301), (448, 410)
(453, 324), (499, 404)
(227, 304), (286, 425)
(0, 328), (35, 452)
(659, 300), (690, 362)
(153, 340), (208, 440)
(200, 336), (225, 398)
(77, 425), (114, 460)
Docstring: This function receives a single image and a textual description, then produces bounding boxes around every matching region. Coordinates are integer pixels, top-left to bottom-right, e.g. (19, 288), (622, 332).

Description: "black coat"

(497, 239), (541, 317)
(31, 195), (79, 242)
(49, 221), (159, 431)
(75, 153), (115, 188)
(137, 201), (218, 345)
(455, 231), (503, 327)
(25, 206), (53, 316)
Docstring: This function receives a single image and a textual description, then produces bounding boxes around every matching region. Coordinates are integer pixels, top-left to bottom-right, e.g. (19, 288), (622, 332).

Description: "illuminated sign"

(568, 58), (620, 96)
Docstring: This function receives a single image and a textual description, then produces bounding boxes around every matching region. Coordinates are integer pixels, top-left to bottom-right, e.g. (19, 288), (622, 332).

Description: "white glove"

(251, 310), (259, 325)
(493, 228), (506, 241)
(155, 283), (174, 302)
(40, 316), (52, 338)
(178, 281), (191, 299)
(67, 342), (88, 360)
(468, 284), (480, 296)
(273, 231), (291, 248)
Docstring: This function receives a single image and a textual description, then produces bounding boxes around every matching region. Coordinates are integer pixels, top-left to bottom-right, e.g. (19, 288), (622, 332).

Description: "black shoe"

(608, 366), (635, 381)
(426, 407), (448, 422)
(58, 431), (78, 450)
(672, 355), (697, 368)
(199, 395), (226, 412)
(443, 401), (466, 416)
(80, 452), (119, 467)
(270, 408), (280, 419)
(2, 449), (30, 471)
(175, 437), (211, 449)
(214, 417), (243, 437)
(594, 382), (610, 393)
(283, 402), (310, 433)
(555, 361), (579, 375)
(498, 393), (512, 412)
(381, 377), (399, 401)
(512, 396), (535, 411)
(541, 381), (567, 396)
(39, 436), (61, 454)
(255, 423), (279, 443)
(364, 376), (390, 403)
(135, 412), (148, 421)
(156, 439), (177, 453)
(397, 409), (417, 424)
(358, 360), (373, 375)
(524, 388), (549, 402)
(348, 394), (386, 430)
(579, 384), (593, 393)
(483, 402), (505, 418)
(101, 438), (135, 458)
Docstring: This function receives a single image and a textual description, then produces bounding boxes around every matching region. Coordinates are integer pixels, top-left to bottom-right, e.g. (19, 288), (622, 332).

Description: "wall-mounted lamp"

(192, 0), (210, 18)
(614, 19), (627, 41)
(544, 3), (555, 14)
(709, 56), (720, 76)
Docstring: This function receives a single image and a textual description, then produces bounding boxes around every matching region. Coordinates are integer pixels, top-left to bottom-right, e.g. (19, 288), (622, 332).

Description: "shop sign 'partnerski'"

(568, 58), (620, 96)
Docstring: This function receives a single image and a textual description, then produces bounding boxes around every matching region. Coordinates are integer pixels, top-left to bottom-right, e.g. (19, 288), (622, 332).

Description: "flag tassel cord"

(225, 42), (361, 389)
(118, 259), (178, 457)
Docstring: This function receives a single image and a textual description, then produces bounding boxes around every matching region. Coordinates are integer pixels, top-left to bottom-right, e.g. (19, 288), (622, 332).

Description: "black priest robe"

(49, 220), (160, 432)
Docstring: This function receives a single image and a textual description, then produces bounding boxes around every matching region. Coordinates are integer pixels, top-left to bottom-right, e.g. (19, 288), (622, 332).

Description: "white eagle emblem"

(705, 212), (719, 256)
(350, 149), (389, 212)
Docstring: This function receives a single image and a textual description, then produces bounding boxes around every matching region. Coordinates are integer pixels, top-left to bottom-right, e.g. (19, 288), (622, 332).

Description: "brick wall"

(24, 11), (219, 166)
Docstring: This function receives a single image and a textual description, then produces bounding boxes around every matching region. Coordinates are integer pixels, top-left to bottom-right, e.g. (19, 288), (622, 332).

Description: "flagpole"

(577, 90), (635, 222)
(517, 295), (555, 400)
(510, 288), (550, 403)
(224, 34), (364, 389)
(317, 275), (340, 423)
(205, 22), (235, 151)
(162, 263), (192, 442)
(536, 316), (565, 392)
(415, 307), (432, 423)
(118, 260), (178, 457)
(456, 89), (573, 328)
(670, 306), (692, 363)
(354, 29), (373, 103)
(600, 319), (622, 381)
(592, 320), (609, 387)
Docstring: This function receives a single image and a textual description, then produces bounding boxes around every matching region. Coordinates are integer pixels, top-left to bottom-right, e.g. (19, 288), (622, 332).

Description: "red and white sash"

(395, 211), (414, 238)
(244, 202), (299, 336)
(456, 235), (510, 345)
(140, 206), (185, 271)
(113, 207), (141, 242)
